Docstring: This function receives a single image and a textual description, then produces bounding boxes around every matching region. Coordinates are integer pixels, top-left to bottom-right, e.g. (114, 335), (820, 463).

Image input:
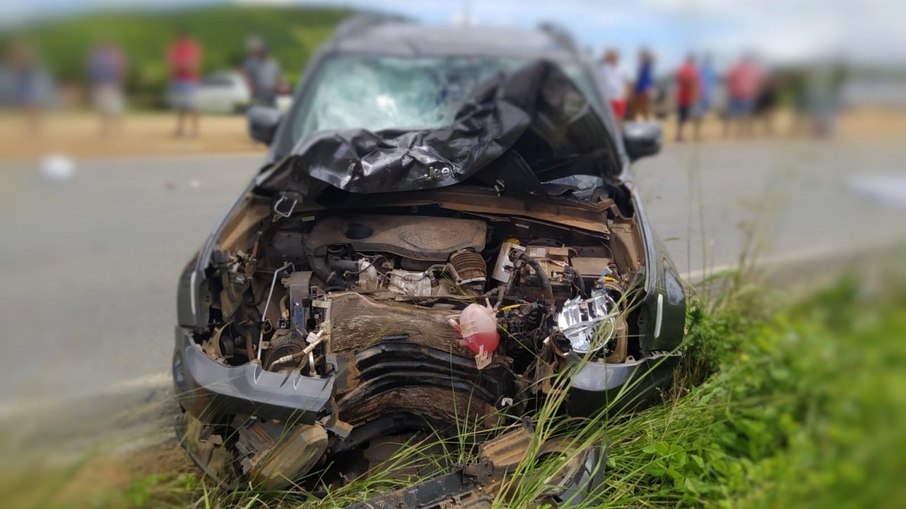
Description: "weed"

(12, 274), (904, 508)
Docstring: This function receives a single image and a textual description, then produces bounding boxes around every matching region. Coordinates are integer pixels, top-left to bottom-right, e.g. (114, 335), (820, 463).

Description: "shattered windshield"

(287, 55), (523, 146)
(282, 54), (598, 154)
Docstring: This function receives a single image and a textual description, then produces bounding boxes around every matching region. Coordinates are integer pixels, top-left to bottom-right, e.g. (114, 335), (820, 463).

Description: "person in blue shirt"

(632, 48), (655, 120)
(8, 41), (49, 136)
(693, 53), (717, 141)
(87, 39), (127, 137)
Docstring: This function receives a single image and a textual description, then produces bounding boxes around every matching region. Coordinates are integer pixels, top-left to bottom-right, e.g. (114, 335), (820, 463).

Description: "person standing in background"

(242, 36), (284, 107)
(87, 38), (126, 137)
(724, 54), (761, 138)
(788, 70), (810, 136)
(631, 48), (655, 120)
(693, 53), (717, 141)
(167, 29), (202, 138)
(753, 71), (778, 136)
(9, 42), (48, 136)
(806, 61), (847, 137)
(598, 48), (628, 124)
(674, 54), (699, 142)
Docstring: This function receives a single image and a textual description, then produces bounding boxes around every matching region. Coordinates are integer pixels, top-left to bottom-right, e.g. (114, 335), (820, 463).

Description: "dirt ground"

(663, 107), (906, 143)
(0, 107), (904, 160)
(0, 112), (265, 160)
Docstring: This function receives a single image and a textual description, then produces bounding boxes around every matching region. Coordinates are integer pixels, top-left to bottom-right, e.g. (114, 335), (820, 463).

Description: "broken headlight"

(556, 290), (617, 354)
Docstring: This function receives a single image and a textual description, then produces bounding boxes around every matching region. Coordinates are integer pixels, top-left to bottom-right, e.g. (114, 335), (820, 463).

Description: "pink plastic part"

(451, 303), (500, 356)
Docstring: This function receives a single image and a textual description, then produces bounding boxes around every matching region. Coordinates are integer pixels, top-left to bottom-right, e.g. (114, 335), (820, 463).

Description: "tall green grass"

(43, 271), (898, 509)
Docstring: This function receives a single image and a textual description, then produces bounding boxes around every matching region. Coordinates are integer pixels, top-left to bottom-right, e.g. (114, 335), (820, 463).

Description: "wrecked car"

(172, 18), (685, 502)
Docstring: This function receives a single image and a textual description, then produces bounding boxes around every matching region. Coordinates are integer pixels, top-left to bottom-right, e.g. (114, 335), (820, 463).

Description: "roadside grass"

(604, 276), (906, 508)
(23, 268), (900, 509)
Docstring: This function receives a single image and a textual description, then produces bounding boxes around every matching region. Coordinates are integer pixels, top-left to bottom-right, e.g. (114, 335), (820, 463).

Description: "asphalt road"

(0, 139), (903, 417)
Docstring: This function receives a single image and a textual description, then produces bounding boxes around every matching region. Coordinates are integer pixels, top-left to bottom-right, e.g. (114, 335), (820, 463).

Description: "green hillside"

(6, 5), (354, 105)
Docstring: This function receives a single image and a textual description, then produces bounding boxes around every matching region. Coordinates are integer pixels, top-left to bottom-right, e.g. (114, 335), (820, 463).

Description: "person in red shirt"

(674, 54), (700, 142)
(167, 30), (203, 137)
(724, 55), (761, 138)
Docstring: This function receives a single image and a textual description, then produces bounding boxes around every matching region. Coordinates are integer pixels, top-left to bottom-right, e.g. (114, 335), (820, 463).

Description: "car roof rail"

(537, 22), (580, 53)
(332, 13), (411, 42)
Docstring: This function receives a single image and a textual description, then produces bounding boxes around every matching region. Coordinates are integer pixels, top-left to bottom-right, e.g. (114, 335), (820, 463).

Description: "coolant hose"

(520, 254), (555, 315)
(565, 266), (588, 298)
(327, 257), (359, 272)
(491, 284), (507, 309)
(308, 252), (345, 287)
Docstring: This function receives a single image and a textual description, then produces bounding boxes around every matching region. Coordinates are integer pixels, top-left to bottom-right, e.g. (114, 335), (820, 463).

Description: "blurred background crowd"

(2, 29), (293, 139)
(0, 1), (902, 152)
(598, 48), (848, 141)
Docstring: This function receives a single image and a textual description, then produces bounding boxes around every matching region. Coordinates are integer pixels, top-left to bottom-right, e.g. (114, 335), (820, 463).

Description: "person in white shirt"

(598, 49), (629, 122)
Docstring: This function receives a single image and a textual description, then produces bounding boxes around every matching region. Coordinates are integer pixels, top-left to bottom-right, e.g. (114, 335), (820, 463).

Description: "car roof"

(327, 20), (581, 62)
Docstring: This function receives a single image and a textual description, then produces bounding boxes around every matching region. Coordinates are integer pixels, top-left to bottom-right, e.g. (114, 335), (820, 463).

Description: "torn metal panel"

(464, 424), (534, 483)
(335, 340), (521, 426)
(234, 419), (329, 490)
(338, 386), (501, 428)
(327, 292), (470, 354)
(343, 427), (608, 509)
(294, 187), (615, 235)
(304, 214), (488, 261)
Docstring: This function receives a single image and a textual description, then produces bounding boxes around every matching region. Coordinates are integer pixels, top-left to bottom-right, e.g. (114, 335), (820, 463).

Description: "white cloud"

(636, 0), (904, 64)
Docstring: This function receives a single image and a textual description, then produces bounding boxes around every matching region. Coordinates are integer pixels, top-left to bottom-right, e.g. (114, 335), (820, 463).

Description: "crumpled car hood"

(259, 60), (619, 197)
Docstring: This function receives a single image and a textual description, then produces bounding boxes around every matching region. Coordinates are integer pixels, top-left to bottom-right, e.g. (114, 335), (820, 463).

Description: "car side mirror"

(247, 105), (281, 145)
(623, 121), (662, 162)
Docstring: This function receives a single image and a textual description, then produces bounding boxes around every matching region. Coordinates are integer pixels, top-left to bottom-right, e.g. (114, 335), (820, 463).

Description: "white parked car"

(193, 71), (251, 114)
(170, 70), (292, 114)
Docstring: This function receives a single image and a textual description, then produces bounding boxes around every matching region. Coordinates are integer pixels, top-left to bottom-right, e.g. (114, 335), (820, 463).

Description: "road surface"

(0, 139), (903, 433)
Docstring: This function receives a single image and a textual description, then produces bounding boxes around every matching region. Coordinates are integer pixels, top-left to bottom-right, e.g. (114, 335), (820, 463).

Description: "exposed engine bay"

(180, 192), (649, 489)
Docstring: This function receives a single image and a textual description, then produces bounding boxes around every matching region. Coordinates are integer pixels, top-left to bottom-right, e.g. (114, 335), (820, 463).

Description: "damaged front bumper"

(172, 327), (334, 422)
(566, 352), (680, 416)
(173, 324), (676, 498)
(174, 325), (677, 424)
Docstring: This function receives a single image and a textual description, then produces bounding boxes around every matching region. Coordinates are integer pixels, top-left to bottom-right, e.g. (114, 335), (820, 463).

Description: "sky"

(2, 0), (904, 69)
